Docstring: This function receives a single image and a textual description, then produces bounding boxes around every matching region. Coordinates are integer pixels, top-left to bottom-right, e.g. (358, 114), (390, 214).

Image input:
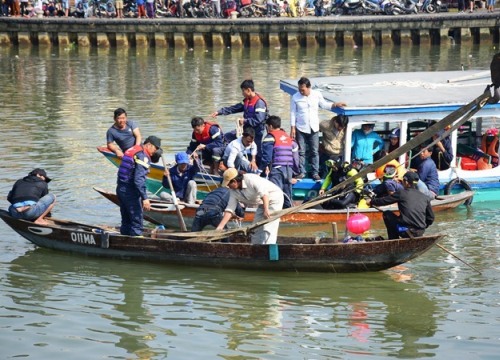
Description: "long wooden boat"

(280, 70), (500, 202)
(94, 187), (473, 229)
(0, 209), (443, 273)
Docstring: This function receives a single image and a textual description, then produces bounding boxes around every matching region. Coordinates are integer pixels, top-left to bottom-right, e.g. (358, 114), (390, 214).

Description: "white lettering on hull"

(71, 232), (96, 245)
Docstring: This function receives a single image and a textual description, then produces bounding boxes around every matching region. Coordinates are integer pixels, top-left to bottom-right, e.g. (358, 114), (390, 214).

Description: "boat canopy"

(280, 70), (500, 173)
(280, 71), (500, 122)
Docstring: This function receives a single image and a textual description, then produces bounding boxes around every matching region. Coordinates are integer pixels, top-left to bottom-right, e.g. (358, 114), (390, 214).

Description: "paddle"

(161, 155), (188, 232)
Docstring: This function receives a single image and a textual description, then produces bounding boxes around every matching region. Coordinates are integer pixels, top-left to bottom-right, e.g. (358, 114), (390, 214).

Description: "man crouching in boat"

(191, 187), (245, 232)
(117, 136), (162, 237)
(366, 171), (434, 239)
(216, 168), (284, 244)
(7, 168), (56, 225)
(186, 117), (225, 175)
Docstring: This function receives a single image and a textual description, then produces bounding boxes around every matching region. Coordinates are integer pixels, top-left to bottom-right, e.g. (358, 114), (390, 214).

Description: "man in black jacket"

(367, 171), (434, 239)
(7, 168), (56, 225)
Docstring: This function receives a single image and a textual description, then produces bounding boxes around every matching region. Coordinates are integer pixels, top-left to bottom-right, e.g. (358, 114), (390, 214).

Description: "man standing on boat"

(116, 136), (162, 237)
(290, 77), (347, 181)
(106, 108), (142, 159)
(211, 79), (268, 164)
(7, 168), (56, 225)
(319, 114), (349, 176)
(416, 144), (440, 199)
(366, 171), (434, 240)
(187, 117), (225, 174)
(431, 129), (454, 171)
(260, 115), (300, 209)
(216, 168), (284, 244)
(191, 187), (245, 231)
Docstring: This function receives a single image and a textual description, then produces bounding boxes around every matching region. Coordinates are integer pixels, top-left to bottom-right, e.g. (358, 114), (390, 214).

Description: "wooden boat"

(94, 187), (473, 229)
(0, 209), (443, 273)
(280, 70), (500, 202)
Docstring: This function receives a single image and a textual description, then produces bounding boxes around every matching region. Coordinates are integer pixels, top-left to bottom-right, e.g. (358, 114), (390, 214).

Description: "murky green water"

(0, 44), (499, 359)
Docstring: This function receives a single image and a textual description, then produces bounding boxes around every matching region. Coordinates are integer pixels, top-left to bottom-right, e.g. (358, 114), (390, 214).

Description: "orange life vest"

(193, 121), (220, 144)
(478, 132), (499, 169)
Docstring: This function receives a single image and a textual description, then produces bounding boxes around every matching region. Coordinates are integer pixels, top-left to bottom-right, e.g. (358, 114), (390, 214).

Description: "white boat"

(280, 70), (500, 202)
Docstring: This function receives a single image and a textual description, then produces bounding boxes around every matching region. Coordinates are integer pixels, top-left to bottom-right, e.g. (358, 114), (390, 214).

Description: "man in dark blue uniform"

(367, 171), (434, 240)
(116, 136), (162, 236)
(191, 187), (245, 231)
(210, 79), (268, 164)
(260, 115), (299, 208)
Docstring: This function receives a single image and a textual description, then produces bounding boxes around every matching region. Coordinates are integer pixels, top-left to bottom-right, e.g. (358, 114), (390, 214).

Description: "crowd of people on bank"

(1, 0), (492, 19)
(7, 76), (453, 244)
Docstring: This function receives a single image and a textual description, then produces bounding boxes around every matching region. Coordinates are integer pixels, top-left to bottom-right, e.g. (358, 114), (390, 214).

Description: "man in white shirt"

(221, 127), (259, 173)
(216, 168), (284, 244)
(290, 77), (346, 181)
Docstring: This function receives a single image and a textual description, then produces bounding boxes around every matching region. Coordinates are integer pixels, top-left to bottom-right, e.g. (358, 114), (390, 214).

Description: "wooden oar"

(161, 155), (188, 232)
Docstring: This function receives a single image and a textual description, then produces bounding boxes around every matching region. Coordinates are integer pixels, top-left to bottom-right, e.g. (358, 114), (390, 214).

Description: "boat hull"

(0, 210), (442, 273)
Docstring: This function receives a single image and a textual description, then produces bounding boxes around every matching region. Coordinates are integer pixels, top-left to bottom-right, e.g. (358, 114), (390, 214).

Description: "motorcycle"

(418, 0), (441, 13)
(332, 0), (365, 15)
(362, 0), (386, 14)
(385, 0), (418, 14)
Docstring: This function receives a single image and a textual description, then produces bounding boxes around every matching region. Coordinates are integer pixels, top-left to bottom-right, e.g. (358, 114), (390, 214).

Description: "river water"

(0, 44), (499, 359)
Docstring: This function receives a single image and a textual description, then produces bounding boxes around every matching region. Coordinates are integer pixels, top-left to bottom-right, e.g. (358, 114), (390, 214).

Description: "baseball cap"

(221, 168), (239, 187)
(144, 136), (162, 150)
(403, 171), (419, 184)
(175, 152), (190, 165)
(30, 168), (52, 183)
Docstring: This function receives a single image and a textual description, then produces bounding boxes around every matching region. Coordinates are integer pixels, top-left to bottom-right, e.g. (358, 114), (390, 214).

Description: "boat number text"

(71, 232), (96, 245)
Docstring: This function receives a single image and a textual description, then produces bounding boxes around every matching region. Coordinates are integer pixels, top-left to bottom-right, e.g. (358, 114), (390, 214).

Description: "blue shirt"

(351, 129), (384, 164)
(106, 120), (138, 152)
(163, 162), (201, 199)
(418, 157), (440, 194)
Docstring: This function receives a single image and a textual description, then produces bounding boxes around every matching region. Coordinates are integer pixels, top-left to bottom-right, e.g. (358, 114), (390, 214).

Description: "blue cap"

(175, 152), (190, 164)
(389, 128), (400, 138)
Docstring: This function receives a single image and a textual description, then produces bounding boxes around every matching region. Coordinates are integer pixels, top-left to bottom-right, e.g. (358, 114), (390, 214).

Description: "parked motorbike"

(385, 0), (418, 14)
(332, 0), (365, 15)
(362, 0), (385, 14)
(418, 0), (441, 13)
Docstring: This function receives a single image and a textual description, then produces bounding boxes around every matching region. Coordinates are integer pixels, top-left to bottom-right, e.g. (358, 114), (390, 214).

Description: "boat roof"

(280, 71), (500, 122)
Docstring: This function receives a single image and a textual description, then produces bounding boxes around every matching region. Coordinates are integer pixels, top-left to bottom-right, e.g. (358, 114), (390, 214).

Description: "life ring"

(375, 159), (406, 180)
(444, 178), (473, 206)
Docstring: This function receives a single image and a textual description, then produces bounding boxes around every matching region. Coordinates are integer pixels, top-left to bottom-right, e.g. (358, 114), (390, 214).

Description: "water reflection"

(5, 249), (440, 359)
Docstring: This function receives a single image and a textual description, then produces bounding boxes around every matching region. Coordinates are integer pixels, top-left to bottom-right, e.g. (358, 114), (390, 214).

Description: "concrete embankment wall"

(0, 13), (499, 48)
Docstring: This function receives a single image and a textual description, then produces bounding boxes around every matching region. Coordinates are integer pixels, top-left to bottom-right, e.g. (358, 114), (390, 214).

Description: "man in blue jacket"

(160, 152), (200, 204)
(351, 123), (385, 165)
(211, 79), (268, 164)
(191, 187), (245, 231)
(417, 144), (440, 199)
(117, 136), (162, 236)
